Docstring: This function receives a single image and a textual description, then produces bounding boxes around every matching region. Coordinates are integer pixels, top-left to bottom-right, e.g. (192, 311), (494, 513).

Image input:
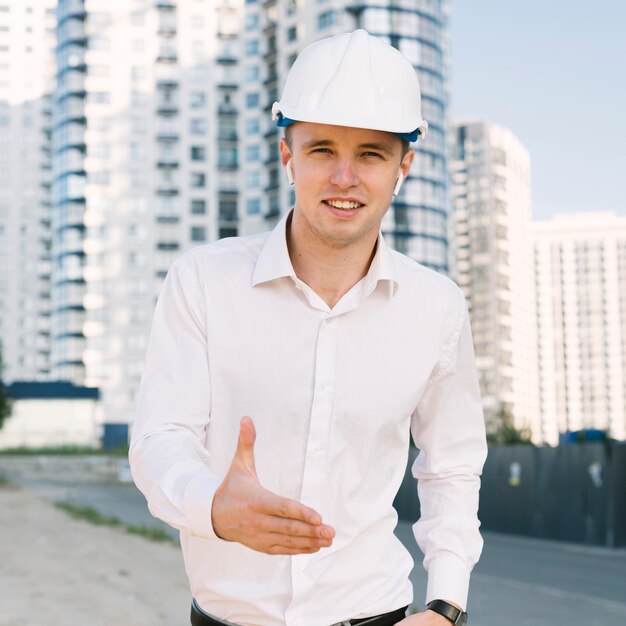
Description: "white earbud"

(285, 160), (295, 186)
(393, 171), (404, 197)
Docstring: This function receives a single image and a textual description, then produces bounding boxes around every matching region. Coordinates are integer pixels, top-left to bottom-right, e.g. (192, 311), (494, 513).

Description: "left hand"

(396, 610), (455, 625)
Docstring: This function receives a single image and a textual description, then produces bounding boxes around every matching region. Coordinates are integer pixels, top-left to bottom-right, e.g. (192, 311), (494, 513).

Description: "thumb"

(234, 416), (258, 479)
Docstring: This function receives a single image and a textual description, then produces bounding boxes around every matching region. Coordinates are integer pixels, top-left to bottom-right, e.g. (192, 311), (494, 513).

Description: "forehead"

(289, 121), (402, 154)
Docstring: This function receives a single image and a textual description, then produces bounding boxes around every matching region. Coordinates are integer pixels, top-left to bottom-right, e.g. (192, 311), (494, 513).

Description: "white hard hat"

(272, 29), (428, 142)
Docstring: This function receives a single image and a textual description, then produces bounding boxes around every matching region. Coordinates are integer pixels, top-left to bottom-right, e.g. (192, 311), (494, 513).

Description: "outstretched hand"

(211, 416), (335, 555)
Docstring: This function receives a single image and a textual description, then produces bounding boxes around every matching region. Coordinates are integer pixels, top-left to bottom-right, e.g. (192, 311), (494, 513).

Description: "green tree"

(0, 345), (12, 430)
(487, 405), (533, 446)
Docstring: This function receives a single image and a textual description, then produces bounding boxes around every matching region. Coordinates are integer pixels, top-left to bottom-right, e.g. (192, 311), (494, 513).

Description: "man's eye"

(313, 148), (332, 154)
(364, 152), (383, 159)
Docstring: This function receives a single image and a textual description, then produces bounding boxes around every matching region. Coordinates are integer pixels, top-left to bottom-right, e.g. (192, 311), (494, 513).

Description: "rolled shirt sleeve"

(410, 286), (488, 610)
(129, 256), (223, 539)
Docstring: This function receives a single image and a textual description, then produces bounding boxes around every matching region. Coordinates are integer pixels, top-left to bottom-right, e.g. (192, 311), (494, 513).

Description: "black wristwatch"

(426, 600), (468, 625)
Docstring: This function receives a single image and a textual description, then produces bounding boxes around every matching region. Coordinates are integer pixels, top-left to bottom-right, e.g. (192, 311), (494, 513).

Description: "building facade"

(449, 120), (539, 438)
(0, 0), (56, 383)
(50, 0), (225, 424)
(243, 0), (451, 272)
(533, 212), (626, 444)
(3, 0), (452, 433)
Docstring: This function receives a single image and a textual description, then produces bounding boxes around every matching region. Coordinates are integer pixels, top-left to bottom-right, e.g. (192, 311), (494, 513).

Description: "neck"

(286, 209), (379, 309)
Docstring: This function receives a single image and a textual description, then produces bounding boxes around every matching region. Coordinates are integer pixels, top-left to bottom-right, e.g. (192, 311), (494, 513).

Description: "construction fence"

(393, 441), (626, 547)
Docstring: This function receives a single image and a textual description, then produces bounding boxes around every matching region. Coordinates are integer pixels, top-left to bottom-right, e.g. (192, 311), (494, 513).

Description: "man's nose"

(329, 158), (360, 188)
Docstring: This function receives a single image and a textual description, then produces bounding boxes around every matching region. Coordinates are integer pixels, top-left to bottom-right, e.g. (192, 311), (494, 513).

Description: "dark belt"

(191, 599), (408, 626)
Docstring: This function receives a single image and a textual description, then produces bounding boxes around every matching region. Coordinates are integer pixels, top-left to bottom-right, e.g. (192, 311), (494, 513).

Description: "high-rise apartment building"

(449, 120), (539, 438)
(51, 0), (225, 424)
(3, 0), (451, 433)
(533, 212), (626, 444)
(0, 0), (56, 383)
(245, 0), (451, 272)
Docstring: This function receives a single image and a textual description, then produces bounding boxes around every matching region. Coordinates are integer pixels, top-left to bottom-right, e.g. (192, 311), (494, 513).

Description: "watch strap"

(426, 600), (468, 625)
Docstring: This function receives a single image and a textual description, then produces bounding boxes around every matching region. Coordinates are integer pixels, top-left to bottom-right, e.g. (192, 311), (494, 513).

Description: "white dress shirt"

(130, 210), (487, 626)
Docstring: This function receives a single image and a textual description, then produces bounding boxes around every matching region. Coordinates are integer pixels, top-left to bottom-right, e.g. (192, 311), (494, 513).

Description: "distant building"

(0, 0), (56, 382)
(0, 381), (102, 449)
(3, 0), (452, 434)
(449, 120), (539, 439)
(532, 212), (626, 444)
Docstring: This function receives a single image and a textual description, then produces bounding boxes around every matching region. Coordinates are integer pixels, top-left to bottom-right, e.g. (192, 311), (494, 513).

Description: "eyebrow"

(301, 139), (395, 156)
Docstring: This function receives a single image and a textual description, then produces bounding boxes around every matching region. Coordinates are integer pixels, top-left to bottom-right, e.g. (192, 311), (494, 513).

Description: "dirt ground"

(0, 483), (191, 626)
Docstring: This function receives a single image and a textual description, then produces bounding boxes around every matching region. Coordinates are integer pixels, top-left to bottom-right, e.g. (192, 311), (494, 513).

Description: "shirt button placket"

(289, 314), (337, 610)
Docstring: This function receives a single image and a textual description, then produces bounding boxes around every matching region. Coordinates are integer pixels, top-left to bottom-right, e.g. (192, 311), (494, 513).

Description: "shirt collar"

(252, 210), (399, 298)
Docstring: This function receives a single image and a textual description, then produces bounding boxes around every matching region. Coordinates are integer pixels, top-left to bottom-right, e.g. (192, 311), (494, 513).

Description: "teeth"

(326, 200), (363, 209)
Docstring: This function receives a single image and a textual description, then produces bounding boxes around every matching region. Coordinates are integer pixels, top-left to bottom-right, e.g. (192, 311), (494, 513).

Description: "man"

(130, 30), (487, 626)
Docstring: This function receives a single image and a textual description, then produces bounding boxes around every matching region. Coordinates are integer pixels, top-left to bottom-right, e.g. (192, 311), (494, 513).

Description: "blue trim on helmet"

(275, 113), (420, 142)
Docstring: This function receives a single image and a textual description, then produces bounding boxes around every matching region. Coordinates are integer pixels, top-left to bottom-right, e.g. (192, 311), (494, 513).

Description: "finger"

(265, 532), (331, 551)
(265, 543), (322, 556)
(260, 491), (323, 526)
(235, 416), (258, 478)
(258, 516), (335, 540)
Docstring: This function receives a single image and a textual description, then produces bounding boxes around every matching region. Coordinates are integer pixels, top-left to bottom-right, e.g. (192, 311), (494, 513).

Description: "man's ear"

(279, 137), (292, 168)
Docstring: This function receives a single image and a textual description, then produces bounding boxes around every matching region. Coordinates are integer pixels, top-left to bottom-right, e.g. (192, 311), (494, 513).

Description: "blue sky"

(449, 0), (626, 220)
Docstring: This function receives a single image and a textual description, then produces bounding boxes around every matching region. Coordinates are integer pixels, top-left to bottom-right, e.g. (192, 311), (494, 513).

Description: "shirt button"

(324, 317), (332, 324)
(314, 446), (323, 455)
(320, 380), (329, 389)
(298, 561), (306, 570)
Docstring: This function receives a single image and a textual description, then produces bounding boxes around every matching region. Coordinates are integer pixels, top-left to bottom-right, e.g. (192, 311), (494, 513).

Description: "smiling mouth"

(324, 199), (364, 210)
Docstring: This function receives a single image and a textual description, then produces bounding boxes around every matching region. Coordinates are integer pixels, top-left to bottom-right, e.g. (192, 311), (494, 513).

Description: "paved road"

(2, 456), (625, 626)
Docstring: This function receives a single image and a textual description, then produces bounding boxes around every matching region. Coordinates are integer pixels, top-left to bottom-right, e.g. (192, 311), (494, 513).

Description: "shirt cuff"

(425, 552), (471, 611)
(182, 472), (226, 539)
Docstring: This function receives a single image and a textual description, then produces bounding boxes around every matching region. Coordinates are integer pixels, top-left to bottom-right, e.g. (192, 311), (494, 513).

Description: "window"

(245, 65), (259, 81)
(218, 117), (237, 140)
(131, 66), (146, 81)
(87, 92), (110, 104)
(192, 41), (204, 58)
(247, 198), (261, 215)
(191, 199), (206, 215)
(318, 10), (334, 29)
(131, 11), (144, 26)
(218, 147), (237, 168)
(245, 118), (260, 134)
(245, 40), (259, 56)
(191, 146), (206, 161)
(190, 92), (206, 108)
(191, 173), (206, 188)
(246, 170), (260, 188)
(219, 227), (237, 238)
(246, 145), (260, 161)
(245, 14), (258, 30)
(246, 93), (259, 108)
(89, 37), (110, 51)
(191, 226), (206, 242)
(88, 65), (110, 77)
(287, 26), (297, 42)
(190, 119), (207, 135)
(90, 171), (110, 185)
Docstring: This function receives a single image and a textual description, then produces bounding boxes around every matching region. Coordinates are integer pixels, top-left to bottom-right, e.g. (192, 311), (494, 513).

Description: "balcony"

(158, 23), (177, 37)
(156, 159), (179, 170)
(156, 79), (179, 90)
(57, 0), (87, 23)
(55, 73), (86, 100)
(156, 105), (179, 117)
(219, 208), (238, 222)
(156, 187), (179, 197)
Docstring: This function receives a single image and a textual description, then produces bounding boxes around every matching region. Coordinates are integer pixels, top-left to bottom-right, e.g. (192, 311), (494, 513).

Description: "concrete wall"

(0, 398), (103, 449)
